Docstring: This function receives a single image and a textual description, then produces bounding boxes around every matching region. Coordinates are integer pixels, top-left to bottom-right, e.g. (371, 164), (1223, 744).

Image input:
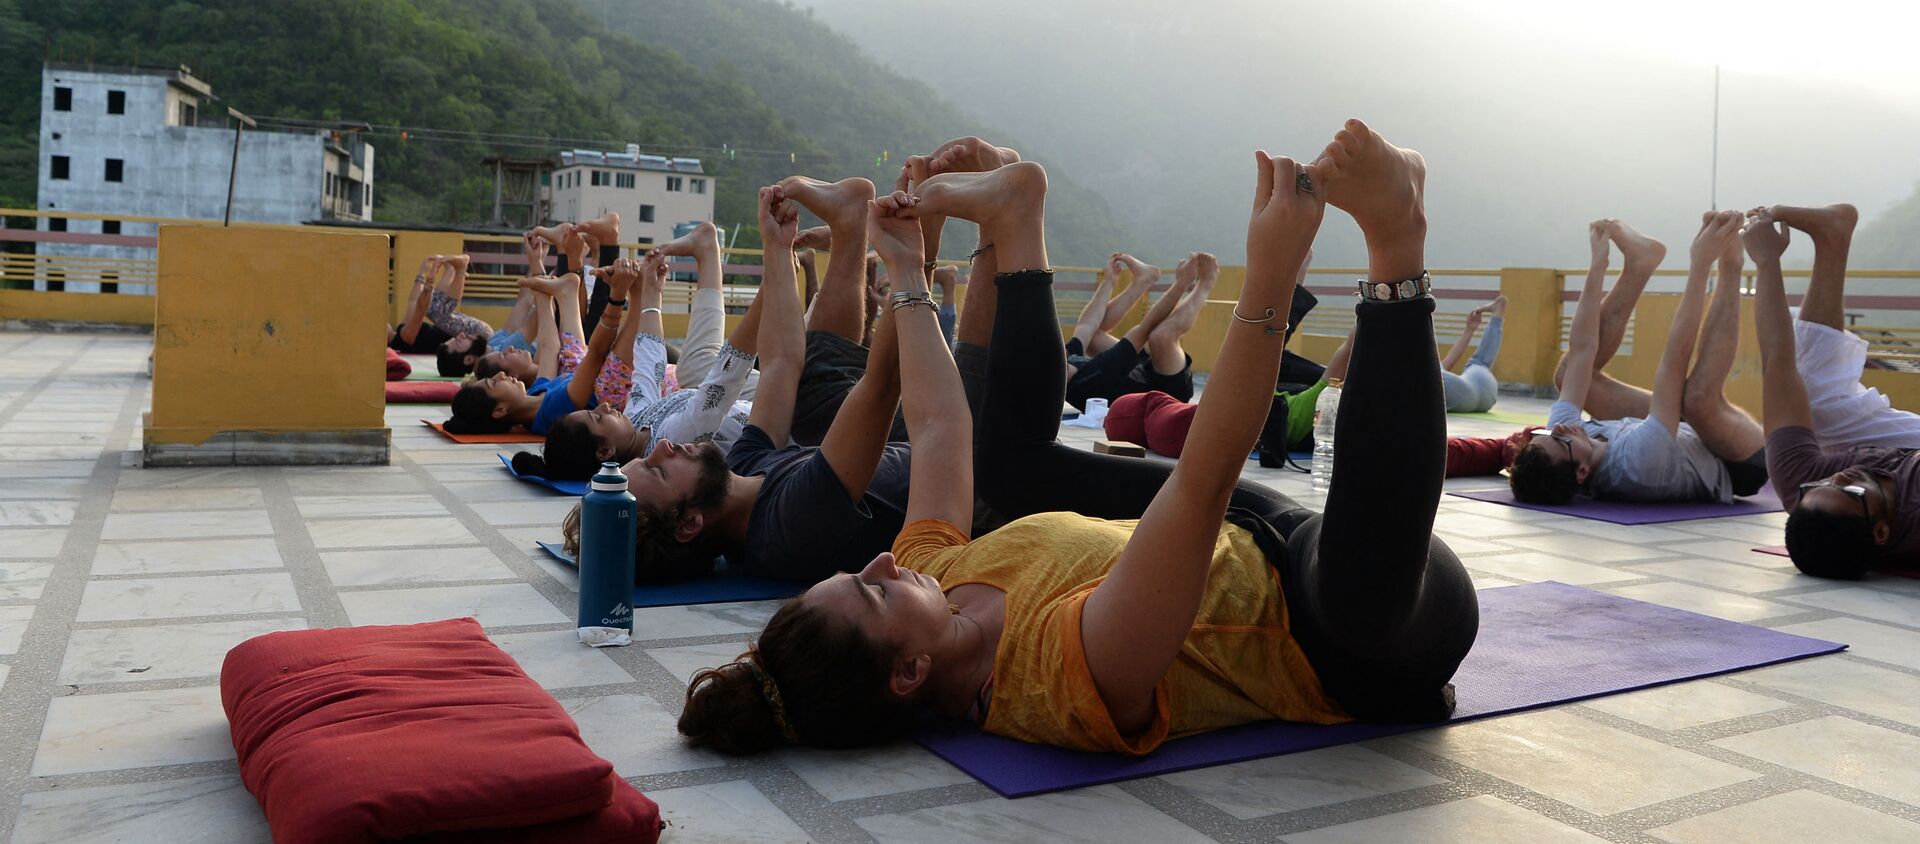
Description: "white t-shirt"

(1549, 400), (1732, 503)
(624, 333), (754, 457)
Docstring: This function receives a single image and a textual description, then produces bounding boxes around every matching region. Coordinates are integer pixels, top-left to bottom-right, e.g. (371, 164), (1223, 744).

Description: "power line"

(249, 115), (904, 168)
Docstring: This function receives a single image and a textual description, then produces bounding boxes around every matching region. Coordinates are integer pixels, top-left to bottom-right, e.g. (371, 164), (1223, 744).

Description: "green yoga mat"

(1450, 408), (1542, 427)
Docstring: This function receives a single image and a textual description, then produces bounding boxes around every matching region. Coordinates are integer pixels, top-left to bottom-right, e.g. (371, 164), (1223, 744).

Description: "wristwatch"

(1356, 271), (1432, 302)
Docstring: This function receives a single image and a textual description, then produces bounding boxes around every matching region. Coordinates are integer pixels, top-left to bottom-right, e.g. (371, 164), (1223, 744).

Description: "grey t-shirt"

(1549, 400), (1733, 503)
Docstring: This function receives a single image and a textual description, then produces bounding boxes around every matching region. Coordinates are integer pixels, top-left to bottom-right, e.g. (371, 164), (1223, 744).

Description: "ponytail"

(678, 600), (917, 754)
(445, 383), (516, 435)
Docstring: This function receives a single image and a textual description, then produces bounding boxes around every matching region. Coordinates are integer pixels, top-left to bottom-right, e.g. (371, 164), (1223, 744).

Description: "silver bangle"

(1231, 306), (1288, 336)
(640, 307), (663, 316)
(889, 290), (936, 312)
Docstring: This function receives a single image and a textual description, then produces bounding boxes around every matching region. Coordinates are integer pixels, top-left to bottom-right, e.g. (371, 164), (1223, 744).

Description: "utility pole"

(224, 107), (257, 226)
(1710, 64), (1720, 212)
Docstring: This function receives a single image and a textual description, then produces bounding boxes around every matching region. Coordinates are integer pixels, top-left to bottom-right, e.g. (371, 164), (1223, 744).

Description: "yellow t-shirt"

(893, 513), (1349, 756)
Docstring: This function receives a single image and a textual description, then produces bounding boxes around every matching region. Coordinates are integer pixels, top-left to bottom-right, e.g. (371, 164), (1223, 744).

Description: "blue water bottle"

(577, 462), (637, 646)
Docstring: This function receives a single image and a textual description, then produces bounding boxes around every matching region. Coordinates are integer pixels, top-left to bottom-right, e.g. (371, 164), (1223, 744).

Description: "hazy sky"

(796, 0), (1920, 269)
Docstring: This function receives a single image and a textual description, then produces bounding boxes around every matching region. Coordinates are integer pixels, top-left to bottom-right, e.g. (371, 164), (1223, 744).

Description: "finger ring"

(1295, 173), (1315, 194)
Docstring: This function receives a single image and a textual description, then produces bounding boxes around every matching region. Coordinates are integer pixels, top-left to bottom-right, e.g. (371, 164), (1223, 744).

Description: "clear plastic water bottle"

(578, 462), (636, 647)
(1311, 379), (1342, 494)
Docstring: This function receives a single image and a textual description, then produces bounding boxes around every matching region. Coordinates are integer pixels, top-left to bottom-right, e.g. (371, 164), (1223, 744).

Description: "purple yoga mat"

(1447, 485), (1783, 525)
(915, 581), (1842, 798)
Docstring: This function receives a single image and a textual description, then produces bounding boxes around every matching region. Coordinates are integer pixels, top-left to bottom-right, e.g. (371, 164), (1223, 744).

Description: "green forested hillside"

(1, 0), (1133, 262)
(1856, 182), (1920, 269)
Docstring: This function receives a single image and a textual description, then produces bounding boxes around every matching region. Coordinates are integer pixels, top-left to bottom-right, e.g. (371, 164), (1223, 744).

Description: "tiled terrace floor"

(2, 328), (1919, 842)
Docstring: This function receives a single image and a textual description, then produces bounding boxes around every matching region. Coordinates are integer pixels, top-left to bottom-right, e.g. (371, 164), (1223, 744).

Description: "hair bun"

(510, 452), (548, 478)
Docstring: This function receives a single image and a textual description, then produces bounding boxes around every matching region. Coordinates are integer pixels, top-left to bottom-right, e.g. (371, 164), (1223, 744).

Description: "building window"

(691, 178), (706, 195)
(591, 170), (611, 187)
(364, 183), (371, 205)
(325, 174), (334, 196)
(639, 204), (655, 223)
(107, 90), (126, 115)
(666, 176), (683, 192)
(47, 217), (66, 232)
(54, 86), (72, 111)
(50, 155), (69, 180)
(105, 158), (124, 183)
(616, 173), (635, 189)
(101, 273), (118, 295)
(102, 220), (120, 235)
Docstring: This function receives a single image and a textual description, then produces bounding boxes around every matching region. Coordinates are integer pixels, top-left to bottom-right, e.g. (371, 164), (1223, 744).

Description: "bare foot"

(527, 225), (570, 248)
(1607, 220), (1667, 271)
(576, 212), (621, 246)
(1770, 204), (1858, 248)
(1113, 252), (1161, 291)
(654, 220), (718, 258)
(517, 274), (571, 296)
(793, 226), (832, 252)
(924, 136), (1020, 176)
(1314, 118), (1426, 243)
(777, 176), (875, 231)
(1486, 294), (1508, 319)
(1157, 253), (1218, 337)
(909, 161), (1047, 230)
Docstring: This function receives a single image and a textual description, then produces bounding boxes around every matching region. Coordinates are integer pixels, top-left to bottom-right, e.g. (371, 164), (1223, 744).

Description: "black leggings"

(974, 271), (1478, 722)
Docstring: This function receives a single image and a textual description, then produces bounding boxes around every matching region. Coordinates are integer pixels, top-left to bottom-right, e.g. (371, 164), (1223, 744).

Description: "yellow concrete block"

(148, 226), (389, 460)
(1496, 268), (1564, 386)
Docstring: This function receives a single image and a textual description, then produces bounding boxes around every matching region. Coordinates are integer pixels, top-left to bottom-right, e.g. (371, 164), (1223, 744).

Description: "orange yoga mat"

(420, 419), (543, 444)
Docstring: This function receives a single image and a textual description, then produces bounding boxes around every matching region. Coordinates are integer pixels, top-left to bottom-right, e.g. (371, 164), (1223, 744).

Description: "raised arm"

(871, 192), (971, 529)
(564, 268), (632, 410)
(1557, 221), (1615, 412)
(396, 257), (439, 343)
(746, 186), (804, 446)
(1744, 209), (1813, 433)
(1081, 152), (1324, 732)
(1440, 308), (1484, 372)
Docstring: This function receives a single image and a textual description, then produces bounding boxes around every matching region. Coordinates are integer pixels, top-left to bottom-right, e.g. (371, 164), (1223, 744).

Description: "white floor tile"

(0, 529), (67, 559)
(563, 693), (726, 777)
(58, 618), (308, 685)
(1775, 617), (1920, 672)
(1740, 657), (1920, 727)
(76, 573), (301, 622)
(305, 516), (478, 549)
(1712, 716), (1920, 804)
(652, 780), (814, 843)
(109, 487), (265, 512)
(1407, 709), (1758, 814)
(11, 774), (272, 844)
(1606, 582), (1797, 622)
(781, 742), (975, 802)
(490, 629), (633, 689)
(318, 547), (516, 587)
(294, 494), (449, 519)
(0, 562), (54, 599)
(33, 686), (232, 776)
(1159, 743), (1446, 820)
(1285, 795), (1608, 844)
(92, 537), (284, 576)
(100, 510), (274, 541)
(337, 583), (566, 628)
(1646, 789), (1920, 844)
(858, 784), (1211, 843)
(0, 604), (33, 654)
(1582, 681), (1790, 731)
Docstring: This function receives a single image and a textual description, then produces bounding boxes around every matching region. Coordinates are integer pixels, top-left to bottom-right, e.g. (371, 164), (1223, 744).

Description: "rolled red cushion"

(221, 618), (622, 843)
(386, 380), (461, 403)
(1107, 391), (1196, 457)
(386, 347), (413, 381)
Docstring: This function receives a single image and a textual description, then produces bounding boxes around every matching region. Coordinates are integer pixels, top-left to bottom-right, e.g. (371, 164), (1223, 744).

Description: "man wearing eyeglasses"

(1509, 216), (1771, 506)
(1745, 204), (1917, 579)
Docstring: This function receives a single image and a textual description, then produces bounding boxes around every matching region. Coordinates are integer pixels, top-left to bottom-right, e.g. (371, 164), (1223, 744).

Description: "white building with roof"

(549, 146), (713, 245)
(35, 62), (374, 293)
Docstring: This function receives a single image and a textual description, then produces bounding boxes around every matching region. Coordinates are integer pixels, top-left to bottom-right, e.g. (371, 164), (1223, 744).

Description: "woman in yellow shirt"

(680, 124), (1479, 755)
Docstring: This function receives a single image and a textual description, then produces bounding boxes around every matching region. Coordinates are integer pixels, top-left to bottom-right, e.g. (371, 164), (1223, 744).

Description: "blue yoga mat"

(498, 454), (588, 496)
(536, 541), (802, 608)
(1449, 484), (1784, 525)
(915, 581), (1843, 798)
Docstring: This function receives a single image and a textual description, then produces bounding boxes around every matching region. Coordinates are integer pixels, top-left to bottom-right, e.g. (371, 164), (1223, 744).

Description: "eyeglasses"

(1799, 481), (1871, 516)
(1531, 430), (1575, 461)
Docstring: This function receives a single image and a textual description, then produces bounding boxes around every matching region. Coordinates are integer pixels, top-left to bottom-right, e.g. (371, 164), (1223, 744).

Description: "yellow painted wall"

(149, 226), (389, 444)
(0, 289), (154, 325)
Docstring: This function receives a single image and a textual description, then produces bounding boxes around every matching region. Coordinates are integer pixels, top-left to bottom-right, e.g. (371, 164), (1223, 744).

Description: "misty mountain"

(796, 0), (1920, 270)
